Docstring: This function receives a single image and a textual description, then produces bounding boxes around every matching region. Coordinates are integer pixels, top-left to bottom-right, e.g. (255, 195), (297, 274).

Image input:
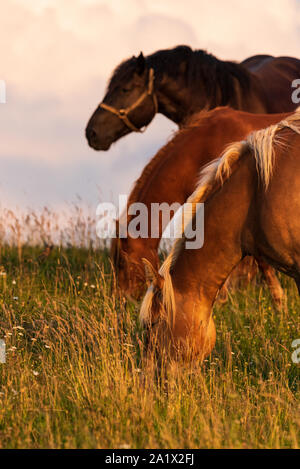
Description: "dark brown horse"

(86, 45), (300, 150)
(140, 111), (300, 361)
(112, 107), (293, 304)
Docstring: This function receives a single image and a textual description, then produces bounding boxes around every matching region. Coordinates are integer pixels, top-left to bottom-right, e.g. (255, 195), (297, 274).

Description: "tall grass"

(0, 209), (299, 448)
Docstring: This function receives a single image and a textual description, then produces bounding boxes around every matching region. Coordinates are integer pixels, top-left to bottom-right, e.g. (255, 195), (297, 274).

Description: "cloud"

(0, 114), (174, 208)
(0, 0), (299, 209)
(127, 14), (198, 51)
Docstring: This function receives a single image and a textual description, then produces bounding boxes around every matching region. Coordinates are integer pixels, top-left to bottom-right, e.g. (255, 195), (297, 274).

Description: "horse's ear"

(142, 258), (162, 287)
(136, 52), (146, 75)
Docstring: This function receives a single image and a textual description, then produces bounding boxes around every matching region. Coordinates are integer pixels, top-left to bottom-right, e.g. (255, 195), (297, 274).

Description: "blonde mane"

(139, 262), (176, 328)
(140, 108), (300, 326)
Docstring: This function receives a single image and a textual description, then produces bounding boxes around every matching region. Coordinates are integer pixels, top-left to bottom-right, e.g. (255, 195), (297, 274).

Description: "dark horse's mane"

(108, 45), (251, 107)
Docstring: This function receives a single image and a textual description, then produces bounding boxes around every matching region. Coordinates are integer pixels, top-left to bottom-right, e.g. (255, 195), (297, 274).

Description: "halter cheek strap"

(99, 68), (158, 133)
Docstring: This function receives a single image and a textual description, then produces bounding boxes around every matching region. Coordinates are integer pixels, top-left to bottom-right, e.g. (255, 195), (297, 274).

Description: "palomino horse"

(86, 45), (300, 150)
(111, 107), (293, 304)
(139, 111), (300, 361)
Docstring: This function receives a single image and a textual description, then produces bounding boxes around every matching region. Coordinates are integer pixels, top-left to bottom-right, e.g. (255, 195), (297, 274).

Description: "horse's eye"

(122, 88), (131, 93)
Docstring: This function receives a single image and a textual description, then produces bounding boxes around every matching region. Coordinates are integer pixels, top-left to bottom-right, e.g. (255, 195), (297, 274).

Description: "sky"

(0, 0), (299, 213)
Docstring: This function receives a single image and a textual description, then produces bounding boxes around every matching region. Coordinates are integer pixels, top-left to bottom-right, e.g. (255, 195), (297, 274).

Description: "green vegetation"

(0, 244), (299, 449)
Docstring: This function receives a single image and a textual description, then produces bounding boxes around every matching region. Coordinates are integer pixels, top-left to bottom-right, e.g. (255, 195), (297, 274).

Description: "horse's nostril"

(86, 126), (98, 142)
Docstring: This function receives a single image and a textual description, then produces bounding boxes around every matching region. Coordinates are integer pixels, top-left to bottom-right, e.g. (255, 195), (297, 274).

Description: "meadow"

(0, 210), (299, 449)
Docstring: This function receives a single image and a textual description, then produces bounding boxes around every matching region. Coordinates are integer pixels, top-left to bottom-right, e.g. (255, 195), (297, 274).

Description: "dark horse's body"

(86, 46), (300, 150)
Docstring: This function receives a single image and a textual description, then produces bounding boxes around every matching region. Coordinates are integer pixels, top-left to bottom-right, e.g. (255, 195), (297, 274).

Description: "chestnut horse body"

(86, 45), (300, 150)
(140, 112), (300, 361)
(112, 107), (292, 301)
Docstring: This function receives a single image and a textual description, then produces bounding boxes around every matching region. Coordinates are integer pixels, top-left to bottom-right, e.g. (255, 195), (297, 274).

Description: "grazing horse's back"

(255, 128), (300, 283)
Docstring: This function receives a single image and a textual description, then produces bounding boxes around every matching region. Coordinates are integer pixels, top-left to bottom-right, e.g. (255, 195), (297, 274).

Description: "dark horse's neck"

(146, 46), (266, 125)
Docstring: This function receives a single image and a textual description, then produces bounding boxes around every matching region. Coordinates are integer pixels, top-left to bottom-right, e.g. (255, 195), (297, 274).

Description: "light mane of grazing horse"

(140, 109), (300, 360)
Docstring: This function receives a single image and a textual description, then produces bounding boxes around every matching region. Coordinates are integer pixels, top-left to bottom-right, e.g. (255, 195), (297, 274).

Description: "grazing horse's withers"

(112, 107), (292, 303)
(139, 111), (300, 361)
(85, 45), (300, 150)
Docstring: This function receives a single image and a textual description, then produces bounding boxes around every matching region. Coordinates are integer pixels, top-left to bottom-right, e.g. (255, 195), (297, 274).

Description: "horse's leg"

(255, 258), (285, 309)
(217, 278), (230, 303)
(217, 257), (258, 303)
(294, 279), (300, 297)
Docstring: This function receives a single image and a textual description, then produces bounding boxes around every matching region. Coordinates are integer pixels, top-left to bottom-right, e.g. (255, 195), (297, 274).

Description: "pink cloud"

(0, 0), (299, 208)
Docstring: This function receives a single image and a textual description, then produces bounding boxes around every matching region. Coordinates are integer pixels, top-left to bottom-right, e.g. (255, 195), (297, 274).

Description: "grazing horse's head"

(86, 52), (158, 151)
(111, 237), (159, 301)
(139, 259), (216, 362)
(139, 259), (173, 355)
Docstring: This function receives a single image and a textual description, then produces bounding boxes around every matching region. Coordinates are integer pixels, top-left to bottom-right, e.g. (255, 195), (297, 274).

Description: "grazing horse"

(86, 45), (300, 150)
(112, 107), (293, 303)
(139, 111), (300, 361)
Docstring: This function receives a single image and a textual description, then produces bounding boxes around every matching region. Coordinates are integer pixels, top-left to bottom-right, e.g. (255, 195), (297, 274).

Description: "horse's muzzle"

(85, 126), (111, 151)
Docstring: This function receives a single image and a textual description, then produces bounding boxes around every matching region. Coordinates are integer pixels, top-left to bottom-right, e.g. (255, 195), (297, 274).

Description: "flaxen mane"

(140, 109), (300, 326)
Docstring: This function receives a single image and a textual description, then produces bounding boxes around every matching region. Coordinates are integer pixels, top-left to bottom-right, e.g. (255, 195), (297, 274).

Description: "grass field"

(0, 242), (299, 449)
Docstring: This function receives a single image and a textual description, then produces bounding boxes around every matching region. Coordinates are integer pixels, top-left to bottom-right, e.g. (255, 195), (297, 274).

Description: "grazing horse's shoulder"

(184, 106), (236, 126)
(186, 107), (253, 131)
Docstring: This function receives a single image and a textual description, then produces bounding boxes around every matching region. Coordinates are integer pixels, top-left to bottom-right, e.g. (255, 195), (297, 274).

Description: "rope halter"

(99, 68), (158, 133)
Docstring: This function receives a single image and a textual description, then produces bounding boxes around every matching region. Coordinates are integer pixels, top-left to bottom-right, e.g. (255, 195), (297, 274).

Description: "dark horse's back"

(242, 55), (300, 112)
(241, 54), (274, 70)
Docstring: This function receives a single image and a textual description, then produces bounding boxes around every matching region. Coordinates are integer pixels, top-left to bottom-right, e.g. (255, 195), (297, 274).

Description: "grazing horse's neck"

(170, 153), (255, 310)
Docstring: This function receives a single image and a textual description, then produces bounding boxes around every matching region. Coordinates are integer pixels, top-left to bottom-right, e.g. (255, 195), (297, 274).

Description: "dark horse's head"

(86, 52), (158, 151)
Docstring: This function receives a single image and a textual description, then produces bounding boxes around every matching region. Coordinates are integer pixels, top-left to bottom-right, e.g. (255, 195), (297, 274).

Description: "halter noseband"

(99, 68), (158, 133)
